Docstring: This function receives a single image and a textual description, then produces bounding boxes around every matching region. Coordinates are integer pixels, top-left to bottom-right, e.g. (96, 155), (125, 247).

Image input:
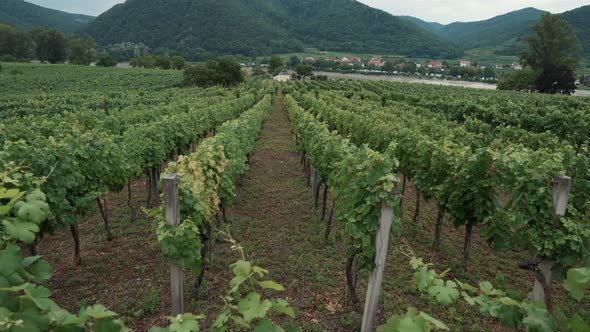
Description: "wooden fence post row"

(163, 173), (185, 316)
(361, 186), (398, 332)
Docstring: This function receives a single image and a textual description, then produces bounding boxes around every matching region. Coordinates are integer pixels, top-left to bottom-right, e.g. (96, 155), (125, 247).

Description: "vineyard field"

(1, 64), (589, 332)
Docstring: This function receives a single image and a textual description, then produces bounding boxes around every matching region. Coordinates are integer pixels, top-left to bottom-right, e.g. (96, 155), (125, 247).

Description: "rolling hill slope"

(0, 0), (94, 33)
(401, 6), (590, 57)
(561, 5), (590, 56)
(83, 0), (461, 57)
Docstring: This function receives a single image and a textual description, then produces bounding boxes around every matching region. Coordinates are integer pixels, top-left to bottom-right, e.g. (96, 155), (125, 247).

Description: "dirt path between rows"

(198, 95), (354, 330)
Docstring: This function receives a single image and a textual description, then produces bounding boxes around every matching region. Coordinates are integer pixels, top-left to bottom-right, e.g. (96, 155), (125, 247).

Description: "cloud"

(28, 0), (124, 16)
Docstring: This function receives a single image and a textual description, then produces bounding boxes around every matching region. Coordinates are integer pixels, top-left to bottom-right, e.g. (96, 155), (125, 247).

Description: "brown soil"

(38, 95), (589, 331)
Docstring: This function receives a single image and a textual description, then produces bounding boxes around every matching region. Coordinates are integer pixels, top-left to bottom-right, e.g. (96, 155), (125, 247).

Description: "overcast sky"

(29, 0), (589, 24)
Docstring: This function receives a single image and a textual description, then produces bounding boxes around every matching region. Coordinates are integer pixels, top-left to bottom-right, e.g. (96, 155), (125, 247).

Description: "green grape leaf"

(413, 267), (436, 291)
(272, 299), (296, 318)
(92, 319), (124, 332)
(427, 280), (460, 305)
(212, 309), (231, 328)
(167, 314), (202, 332)
(564, 267), (590, 301)
(237, 293), (272, 323)
(83, 305), (118, 319)
(500, 305), (522, 329)
(258, 280), (285, 291)
(0, 245), (23, 277)
(26, 258), (53, 283)
(523, 306), (555, 332)
(231, 260), (252, 277)
(418, 312), (449, 331)
(2, 220), (39, 244)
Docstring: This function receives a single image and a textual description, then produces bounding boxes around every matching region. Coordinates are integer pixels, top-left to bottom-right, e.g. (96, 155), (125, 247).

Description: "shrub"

(497, 69), (537, 92)
(96, 54), (117, 67)
(171, 56), (185, 70)
(183, 58), (243, 88)
(155, 55), (171, 69)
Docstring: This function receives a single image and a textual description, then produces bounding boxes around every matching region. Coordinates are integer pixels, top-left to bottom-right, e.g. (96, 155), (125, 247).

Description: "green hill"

(83, 0), (460, 58)
(0, 0), (94, 33)
(561, 5), (590, 56)
(401, 6), (590, 57)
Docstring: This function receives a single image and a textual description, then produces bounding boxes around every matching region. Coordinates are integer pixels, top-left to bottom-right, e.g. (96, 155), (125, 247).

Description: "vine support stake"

(313, 168), (320, 207)
(163, 173), (185, 316)
(361, 187), (397, 332)
(532, 175), (571, 312)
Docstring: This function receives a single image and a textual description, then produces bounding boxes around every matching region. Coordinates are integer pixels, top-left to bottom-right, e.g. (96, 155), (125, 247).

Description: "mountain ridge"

(0, 0), (94, 33)
(82, 0), (460, 58)
(400, 6), (590, 56)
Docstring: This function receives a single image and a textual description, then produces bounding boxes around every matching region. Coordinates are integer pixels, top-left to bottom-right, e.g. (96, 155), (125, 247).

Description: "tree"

(155, 56), (171, 69)
(0, 24), (18, 56)
(382, 61), (395, 73)
(402, 62), (417, 73)
(483, 66), (496, 79)
(521, 13), (580, 95)
(535, 64), (576, 94)
(288, 55), (301, 68)
(183, 58), (244, 87)
(130, 55), (157, 68)
(32, 28), (67, 63)
(96, 53), (117, 67)
(69, 37), (96, 65)
(295, 64), (313, 79)
(14, 31), (34, 60)
(171, 56), (186, 70)
(251, 65), (266, 77)
(268, 55), (283, 76)
(497, 69), (536, 92)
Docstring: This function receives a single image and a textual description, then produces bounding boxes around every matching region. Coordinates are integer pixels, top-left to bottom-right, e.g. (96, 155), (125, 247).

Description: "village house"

(495, 64), (503, 69)
(368, 57), (385, 67)
(512, 62), (523, 70)
(459, 59), (470, 67)
(304, 57), (316, 64)
(341, 56), (363, 66)
(426, 60), (442, 69)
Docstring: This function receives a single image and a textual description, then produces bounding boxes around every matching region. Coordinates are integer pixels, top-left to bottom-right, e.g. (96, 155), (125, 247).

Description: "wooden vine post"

(163, 173), (185, 316)
(361, 189), (397, 332)
(532, 175), (571, 311)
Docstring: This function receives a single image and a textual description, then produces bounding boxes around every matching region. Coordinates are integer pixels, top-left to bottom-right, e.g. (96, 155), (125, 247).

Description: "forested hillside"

(561, 5), (590, 56)
(83, 0), (460, 58)
(0, 0), (94, 33)
(401, 5), (590, 57)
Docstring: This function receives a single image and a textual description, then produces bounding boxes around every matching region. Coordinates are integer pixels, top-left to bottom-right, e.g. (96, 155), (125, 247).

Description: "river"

(314, 71), (590, 97)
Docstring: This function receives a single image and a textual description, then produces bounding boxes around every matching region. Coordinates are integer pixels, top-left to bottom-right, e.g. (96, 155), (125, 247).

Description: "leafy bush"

(130, 55), (156, 68)
(171, 55), (185, 70)
(183, 58), (243, 87)
(497, 69), (537, 92)
(97, 53), (117, 67)
(0, 55), (17, 62)
(155, 56), (171, 69)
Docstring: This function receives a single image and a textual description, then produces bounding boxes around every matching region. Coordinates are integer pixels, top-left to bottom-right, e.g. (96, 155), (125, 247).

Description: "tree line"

(0, 23), (189, 69)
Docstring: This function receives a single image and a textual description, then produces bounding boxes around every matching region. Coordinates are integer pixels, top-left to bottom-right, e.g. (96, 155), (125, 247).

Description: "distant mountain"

(84, 0), (460, 58)
(401, 8), (545, 50)
(400, 6), (590, 57)
(0, 0), (94, 33)
(561, 5), (590, 56)
(398, 16), (444, 35)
